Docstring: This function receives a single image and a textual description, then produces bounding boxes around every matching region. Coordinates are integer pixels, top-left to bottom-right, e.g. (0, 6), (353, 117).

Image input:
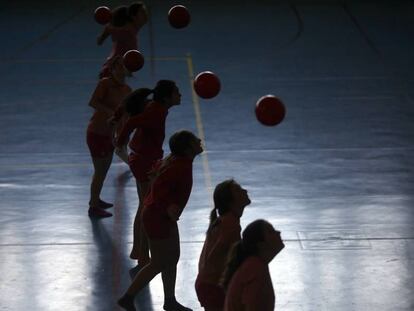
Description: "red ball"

(255, 95), (286, 126)
(123, 50), (144, 72)
(168, 5), (191, 29)
(94, 6), (112, 25)
(193, 71), (221, 99)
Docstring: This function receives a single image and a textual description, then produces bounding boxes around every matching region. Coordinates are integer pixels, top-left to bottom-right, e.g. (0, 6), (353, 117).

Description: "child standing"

(195, 179), (251, 311)
(116, 80), (181, 265)
(118, 130), (203, 311)
(97, 2), (148, 78)
(86, 56), (131, 217)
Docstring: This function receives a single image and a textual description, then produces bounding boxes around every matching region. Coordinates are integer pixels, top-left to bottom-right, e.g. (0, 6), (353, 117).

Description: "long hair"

(207, 179), (237, 234)
(221, 219), (269, 290)
(123, 88), (152, 116)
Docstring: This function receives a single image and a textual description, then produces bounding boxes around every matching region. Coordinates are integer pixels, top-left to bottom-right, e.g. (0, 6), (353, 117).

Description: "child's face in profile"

(168, 86), (181, 106)
(230, 183), (251, 217)
(189, 136), (203, 156)
(261, 224), (284, 263)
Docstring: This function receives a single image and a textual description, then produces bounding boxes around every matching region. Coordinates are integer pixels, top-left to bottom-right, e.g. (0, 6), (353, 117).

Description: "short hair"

(169, 130), (197, 156)
(153, 80), (177, 103)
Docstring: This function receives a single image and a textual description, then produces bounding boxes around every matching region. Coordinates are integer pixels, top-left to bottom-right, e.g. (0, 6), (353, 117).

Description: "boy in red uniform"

(116, 80), (181, 266)
(86, 56), (131, 218)
(118, 130), (203, 311)
(222, 220), (285, 311)
(195, 179), (251, 311)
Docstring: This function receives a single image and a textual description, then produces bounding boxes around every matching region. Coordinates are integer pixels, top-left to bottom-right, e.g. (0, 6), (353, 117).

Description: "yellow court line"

(186, 53), (213, 200)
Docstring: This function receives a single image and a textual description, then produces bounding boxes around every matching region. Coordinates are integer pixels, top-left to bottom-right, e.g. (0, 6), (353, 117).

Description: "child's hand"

(97, 26), (110, 46)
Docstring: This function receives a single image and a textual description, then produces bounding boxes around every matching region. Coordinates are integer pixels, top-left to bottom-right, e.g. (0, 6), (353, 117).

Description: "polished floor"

(1, 0), (414, 310)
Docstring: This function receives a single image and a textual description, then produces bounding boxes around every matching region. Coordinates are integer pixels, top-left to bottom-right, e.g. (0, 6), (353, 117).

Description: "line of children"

(90, 2), (285, 310)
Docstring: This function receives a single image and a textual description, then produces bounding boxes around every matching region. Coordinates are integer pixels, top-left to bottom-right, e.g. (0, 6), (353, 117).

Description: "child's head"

(213, 179), (237, 216)
(221, 220), (284, 289)
(153, 80), (181, 107)
(128, 2), (148, 26)
(123, 80), (180, 116)
(242, 219), (284, 264)
(111, 6), (130, 27)
(169, 130), (202, 157)
(207, 179), (250, 233)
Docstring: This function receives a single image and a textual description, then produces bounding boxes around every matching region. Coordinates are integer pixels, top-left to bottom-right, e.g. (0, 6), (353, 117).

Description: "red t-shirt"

(116, 101), (168, 159)
(142, 156), (193, 238)
(197, 213), (241, 285)
(225, 256), (275, 311)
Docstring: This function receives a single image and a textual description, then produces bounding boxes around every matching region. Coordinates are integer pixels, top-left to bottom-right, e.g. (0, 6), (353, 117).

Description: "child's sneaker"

(98, 199), (113, 209)
(163, 298), (192, 311)
(118, 294), (136, 311)
(88, 206), (112, 218)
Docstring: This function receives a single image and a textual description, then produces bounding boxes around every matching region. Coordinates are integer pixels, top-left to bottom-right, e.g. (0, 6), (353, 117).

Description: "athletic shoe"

(163, 298), (192, 311)
(88, 206), (112, 218)
(118, 294), (136, 311)
(98, 199), (113, 209)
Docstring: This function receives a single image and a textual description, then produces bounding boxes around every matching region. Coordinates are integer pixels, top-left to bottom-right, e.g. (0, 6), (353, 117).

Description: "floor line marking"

(186, 53), (213, 201)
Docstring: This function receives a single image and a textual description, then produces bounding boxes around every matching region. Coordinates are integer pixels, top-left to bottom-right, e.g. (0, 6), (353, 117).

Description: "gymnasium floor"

(0, 0), (413, 310)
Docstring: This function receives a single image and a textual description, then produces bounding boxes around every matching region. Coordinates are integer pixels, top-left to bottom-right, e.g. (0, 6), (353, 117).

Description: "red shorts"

(128, 152), (157, 183)
(86, 131), (114, 158)
(195, 278), (225, 308)
(142, 206), (176, 239)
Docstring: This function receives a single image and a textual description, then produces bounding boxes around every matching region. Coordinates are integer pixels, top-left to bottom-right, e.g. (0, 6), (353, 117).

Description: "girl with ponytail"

(116, 80), (181, 266)
(222, 220), (285, 311)
(195, 179), (251, 311)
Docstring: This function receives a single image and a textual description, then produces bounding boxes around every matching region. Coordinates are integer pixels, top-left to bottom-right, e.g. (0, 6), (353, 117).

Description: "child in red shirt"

(195, 179), (251, 311)
(118, 130), (203, 311)
(86, 56), (131, 218)
(116, 80), (181, 265)
(97, 2), (148, 78)
(222, 220), (285, 311)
